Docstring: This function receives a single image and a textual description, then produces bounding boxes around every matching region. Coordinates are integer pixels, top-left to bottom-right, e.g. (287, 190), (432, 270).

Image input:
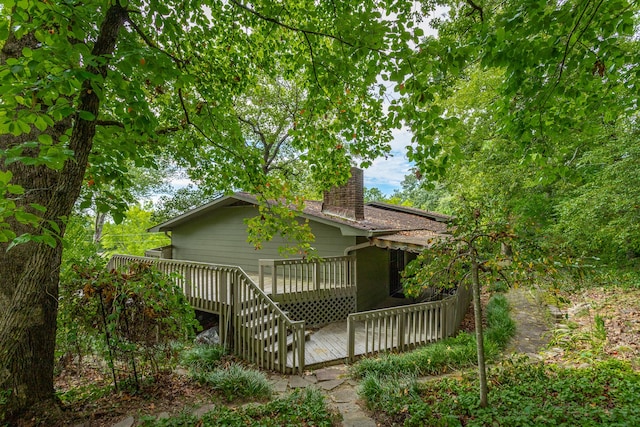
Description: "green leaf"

(0, 170), (12, 185)
(38, 134), (53, 145)
(7, 184), (24, 195)
(78, 110), (96, 121)
(6, 233), (33, 252)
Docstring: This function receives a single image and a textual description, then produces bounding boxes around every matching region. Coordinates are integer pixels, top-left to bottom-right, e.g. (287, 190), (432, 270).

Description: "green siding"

(355, 246), (390, 311)
(170, 206), (356, 273)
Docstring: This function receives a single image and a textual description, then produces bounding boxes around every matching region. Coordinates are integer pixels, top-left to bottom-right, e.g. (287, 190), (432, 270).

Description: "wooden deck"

(107, 255), (471, 374)
(285, 313), (434, 369)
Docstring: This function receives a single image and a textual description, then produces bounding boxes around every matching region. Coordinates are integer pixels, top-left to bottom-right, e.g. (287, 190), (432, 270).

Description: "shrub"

(180, 344), (226, 372)
(59, 261), (200, 390)
(196, 363), (272, 402)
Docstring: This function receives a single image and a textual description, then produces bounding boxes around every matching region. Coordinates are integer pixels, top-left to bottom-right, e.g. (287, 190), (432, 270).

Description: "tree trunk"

(94, 211), (108, 244)
(471, 258), (488, 407)
(0, 5), (126, 417)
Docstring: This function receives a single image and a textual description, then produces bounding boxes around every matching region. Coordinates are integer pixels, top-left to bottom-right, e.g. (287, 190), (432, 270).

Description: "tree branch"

(465, 0), (484, 22)
(229, 0), (358, 48)
(124, 11), (186, 67)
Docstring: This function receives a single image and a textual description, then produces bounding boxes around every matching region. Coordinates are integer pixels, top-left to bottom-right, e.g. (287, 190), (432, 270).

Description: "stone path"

(503, 286), (552, 359)
(109, 287), (553, 427)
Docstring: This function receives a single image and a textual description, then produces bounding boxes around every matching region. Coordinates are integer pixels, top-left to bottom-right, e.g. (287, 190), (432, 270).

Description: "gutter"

(344, 240), (374, 256)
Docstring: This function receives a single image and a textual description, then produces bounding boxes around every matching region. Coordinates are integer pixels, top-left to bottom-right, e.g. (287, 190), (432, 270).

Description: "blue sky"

(363, 127), (413, 195)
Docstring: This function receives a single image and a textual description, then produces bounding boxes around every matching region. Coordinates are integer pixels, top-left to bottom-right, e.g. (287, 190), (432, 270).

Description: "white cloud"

(363, 127), (413, 195)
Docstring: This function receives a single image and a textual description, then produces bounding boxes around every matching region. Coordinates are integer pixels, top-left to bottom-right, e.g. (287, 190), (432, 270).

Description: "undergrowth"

(370, 359), (640, 426)
(140, 388), (339, 427)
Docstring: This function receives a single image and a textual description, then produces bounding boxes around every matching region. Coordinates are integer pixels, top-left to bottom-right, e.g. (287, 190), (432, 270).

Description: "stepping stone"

(315, 367), (345, 382)
(318, 378), (344, 391)
(193, 403), (216, 418)
(331, 389), (356, 403)
(111, 416), (134, 427)
(271, 378), (289, 393)
(289, 375), (315, 389)
(334, 403), (377, 427)
(156, 412), (170, 420)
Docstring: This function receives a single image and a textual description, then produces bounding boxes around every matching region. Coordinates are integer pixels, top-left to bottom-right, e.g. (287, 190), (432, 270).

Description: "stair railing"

(107, 255), (305, 374)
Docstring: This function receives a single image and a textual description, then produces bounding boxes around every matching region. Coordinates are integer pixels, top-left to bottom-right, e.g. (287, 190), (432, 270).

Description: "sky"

(362, 127), (412, 195)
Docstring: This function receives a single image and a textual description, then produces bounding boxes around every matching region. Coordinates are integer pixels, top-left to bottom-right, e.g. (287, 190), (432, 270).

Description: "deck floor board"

(284, 319), (393, 368)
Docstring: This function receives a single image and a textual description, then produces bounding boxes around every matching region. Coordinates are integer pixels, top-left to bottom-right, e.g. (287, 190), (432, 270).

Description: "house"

(146, 168), (451, 313)
(107, 168), (470, 372)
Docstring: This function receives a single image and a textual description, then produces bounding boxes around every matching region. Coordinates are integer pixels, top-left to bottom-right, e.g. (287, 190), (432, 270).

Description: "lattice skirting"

(279, 295), (356, 328)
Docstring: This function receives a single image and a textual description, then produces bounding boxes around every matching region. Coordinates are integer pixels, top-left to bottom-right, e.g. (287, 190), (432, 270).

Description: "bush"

(195, 363), (272, 402)
(58, 261), (200, 390)
(180, 344), (226, 372)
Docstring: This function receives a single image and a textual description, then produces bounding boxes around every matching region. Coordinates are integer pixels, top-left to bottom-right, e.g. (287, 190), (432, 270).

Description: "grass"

(179, 345), (272, 402)
(179, 344), (226, 372)
(141, 388), (339, 426)
(194, 363), (273, 402)
(351, 293), (516, 379)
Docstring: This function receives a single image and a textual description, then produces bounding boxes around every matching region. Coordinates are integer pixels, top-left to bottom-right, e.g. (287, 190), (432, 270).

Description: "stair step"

(265, 330), (313, 355)
(237, 302), (278, 318)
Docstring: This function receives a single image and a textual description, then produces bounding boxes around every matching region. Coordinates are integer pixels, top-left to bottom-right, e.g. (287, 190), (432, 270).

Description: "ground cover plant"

(359, 283), (640, 426)
(364, 358), (640, 426)
(140, 388), (339, 427)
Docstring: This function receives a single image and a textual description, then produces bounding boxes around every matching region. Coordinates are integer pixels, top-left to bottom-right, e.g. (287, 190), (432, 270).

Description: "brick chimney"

(321, 167), (365, 220)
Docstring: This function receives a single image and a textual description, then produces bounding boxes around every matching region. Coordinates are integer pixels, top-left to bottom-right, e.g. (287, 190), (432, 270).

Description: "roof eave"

(147, 193), (257, 232)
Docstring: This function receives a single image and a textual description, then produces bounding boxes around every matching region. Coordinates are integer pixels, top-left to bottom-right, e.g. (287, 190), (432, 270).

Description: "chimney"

(321, 167), (365, 220)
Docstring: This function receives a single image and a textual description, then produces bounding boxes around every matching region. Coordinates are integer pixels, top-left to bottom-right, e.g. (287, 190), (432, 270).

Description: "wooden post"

(296, 324), (305, 374)
(314, 261), (320, 291)
(278, 320), (286, 373)
(398, 311), (405, 351)
(258, 262), (265, 290)
(347, 315), (355, 363)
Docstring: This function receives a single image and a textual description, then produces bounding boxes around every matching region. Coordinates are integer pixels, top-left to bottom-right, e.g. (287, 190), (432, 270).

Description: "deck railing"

(346, 283), (472, 362)
(258, 255), (356, 301)
(107, 255), (306, 374)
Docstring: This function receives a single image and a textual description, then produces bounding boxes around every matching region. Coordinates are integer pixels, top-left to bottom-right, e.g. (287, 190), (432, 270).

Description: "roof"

(149, 192), (450, 250)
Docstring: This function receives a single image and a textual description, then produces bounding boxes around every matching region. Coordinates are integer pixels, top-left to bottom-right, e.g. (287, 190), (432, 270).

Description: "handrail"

(107, 255), (305, 374)
(258, 255), (356, 299)
(346, 284), (471, 362)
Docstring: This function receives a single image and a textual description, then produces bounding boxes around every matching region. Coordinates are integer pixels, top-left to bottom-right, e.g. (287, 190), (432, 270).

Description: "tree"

(392, 0), (640, 265)
(402, 202), (518, 407)
(101, 204), (169, 257)
(0, 0), (418, 417)
(79, 163), (176, 243)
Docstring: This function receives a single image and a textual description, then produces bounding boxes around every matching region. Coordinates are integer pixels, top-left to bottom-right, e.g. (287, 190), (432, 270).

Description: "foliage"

(143, 388), (338, 427)
(192, 363), (272, 402)
(181, 345), (271, 403)
(152, 185), (217, 224)
(364, 187), (388, 203)
(179, 344), (226, 373)
(390, 0), (640, 267)
(401, 202), (518, 299)
(100, 204), (170, 256)
(70, 261), (199, 390)
(55, 383), (113, 407)
(1, 0), (420, 412)
(351, 293), (515, 379)
(364, 359), (640, 427)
